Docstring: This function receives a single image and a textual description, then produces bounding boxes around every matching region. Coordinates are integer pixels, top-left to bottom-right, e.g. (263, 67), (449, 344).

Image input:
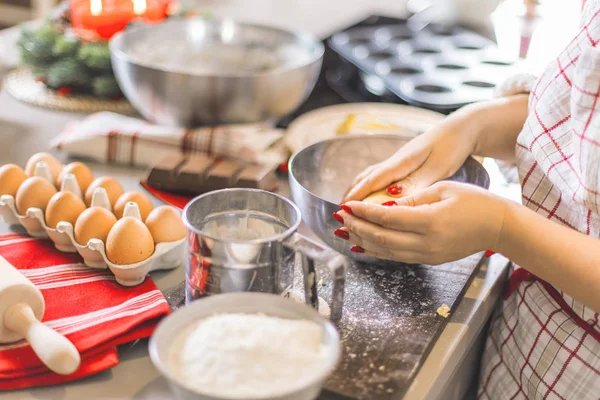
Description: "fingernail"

(386, 184), (402, 196)
(334, 229), (349, 240)
(485, 250), (496, 257)
(381, 201), (397, 206)
(350, 245), (365, 253)
(332, 212), (344, 224)
(340, 204), (354, 215)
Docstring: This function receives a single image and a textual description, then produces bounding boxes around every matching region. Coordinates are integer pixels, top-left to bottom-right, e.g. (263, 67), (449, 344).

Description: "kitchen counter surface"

(0, 2), (520, 398)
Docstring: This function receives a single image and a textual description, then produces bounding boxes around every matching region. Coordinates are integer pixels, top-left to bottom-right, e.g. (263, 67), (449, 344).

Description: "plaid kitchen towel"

(50, 112), (288, 168)
(0, 234), (171, 390)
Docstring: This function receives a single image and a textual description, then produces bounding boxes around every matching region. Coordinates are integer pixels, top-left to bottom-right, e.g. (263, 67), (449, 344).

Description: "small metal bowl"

(149, 293), (340, 400)
(110, 18), (324, 127)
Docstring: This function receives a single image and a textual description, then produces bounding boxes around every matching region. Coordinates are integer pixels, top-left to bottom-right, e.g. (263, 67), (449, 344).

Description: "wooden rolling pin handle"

(4, 303), (81, 375)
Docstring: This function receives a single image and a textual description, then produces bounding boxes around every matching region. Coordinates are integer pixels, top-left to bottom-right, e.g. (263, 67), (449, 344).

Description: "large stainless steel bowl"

(289, 135), (490, 265)
(110, 19), (324, 127)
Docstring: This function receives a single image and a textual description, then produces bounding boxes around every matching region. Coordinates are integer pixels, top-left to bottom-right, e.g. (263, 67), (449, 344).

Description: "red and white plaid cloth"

(478, 2), (600, 399)
(0, 234), (170, 390)
(49, 112), (288, 168)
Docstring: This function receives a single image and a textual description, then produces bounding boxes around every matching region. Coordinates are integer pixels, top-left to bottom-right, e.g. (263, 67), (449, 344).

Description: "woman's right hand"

(343, 94), (530, 203)
(343, 108), (480, 202)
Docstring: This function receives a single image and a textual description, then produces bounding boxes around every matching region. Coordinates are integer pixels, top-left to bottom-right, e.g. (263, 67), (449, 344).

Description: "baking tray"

(328, 19), (518, 111)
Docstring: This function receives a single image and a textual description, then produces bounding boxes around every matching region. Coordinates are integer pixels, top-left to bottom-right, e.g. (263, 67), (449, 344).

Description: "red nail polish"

(332, 212), (344, 224)
(381, 201), (396, 206)
(386, 184), (402, 196)
(340, 204), (354, 215)
(485, 250), (496, 257)
(350, 245), (365, 253)
(334, 229), (349, 240)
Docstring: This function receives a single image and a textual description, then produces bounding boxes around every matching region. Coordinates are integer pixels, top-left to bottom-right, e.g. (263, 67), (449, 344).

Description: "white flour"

(127, 41), (310, 75)
(169, 313), (331, 399)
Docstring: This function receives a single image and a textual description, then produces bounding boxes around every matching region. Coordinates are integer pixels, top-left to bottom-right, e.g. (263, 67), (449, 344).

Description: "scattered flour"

(169, 313), (332, 399)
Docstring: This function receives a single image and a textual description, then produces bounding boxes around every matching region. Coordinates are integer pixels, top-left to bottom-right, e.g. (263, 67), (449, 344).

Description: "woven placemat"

(4, 67), (137, 115)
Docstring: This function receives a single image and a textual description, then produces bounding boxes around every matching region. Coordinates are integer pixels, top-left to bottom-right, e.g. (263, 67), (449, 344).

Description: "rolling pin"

(0, 256), (80, 375)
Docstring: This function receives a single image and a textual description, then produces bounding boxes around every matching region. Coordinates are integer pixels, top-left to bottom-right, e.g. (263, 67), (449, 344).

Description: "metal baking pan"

(328, 20), (518, 110)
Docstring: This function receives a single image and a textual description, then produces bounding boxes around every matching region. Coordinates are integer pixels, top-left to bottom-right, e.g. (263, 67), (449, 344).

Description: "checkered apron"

(477, 3), (600, 399)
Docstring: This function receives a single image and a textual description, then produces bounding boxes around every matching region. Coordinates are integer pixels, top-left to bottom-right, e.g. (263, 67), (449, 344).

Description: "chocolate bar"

(146, 155), (278, 195)
(204, 160), (245, 191)
(236, 165), (277, 189)
(144, 154), (186, 190)
(178, 155), (216, 190)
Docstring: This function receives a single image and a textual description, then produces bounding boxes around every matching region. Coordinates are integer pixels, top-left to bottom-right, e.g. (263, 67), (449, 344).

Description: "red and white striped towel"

(0, 234), (171, 390)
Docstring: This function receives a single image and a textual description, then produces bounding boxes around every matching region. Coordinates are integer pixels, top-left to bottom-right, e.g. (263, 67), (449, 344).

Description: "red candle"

(71, 0), (170, 40)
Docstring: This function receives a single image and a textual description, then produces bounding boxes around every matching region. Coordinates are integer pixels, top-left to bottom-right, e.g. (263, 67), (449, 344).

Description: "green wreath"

(17, 2), (198, 99)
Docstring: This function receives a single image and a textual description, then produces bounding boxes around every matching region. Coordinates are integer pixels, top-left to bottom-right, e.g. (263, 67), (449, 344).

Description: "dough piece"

(363, 190), (397, 205)
(437, 304), (451, 318)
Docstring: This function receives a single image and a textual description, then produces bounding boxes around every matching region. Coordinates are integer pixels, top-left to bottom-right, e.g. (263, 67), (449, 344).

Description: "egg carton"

(328, 21), (520, 110)
(0, 162), (184, 286)
(57, 219), (184, 287)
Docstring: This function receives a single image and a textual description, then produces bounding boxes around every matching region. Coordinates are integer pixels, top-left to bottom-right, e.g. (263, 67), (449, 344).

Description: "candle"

(71, 0), (171, 40)
(133, 0), (146, 15)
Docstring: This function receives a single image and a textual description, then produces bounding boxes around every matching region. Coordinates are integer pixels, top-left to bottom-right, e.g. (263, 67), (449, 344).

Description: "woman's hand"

(335, 182), (508, 265)
(342, 95), (530, 203)
(343, 108), (479, 203)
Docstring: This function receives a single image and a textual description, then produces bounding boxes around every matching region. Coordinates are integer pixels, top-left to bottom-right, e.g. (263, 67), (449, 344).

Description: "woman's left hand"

(334, 181), (508, 265)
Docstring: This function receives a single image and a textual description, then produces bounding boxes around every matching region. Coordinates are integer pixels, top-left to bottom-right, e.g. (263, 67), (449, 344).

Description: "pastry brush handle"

(4, 302), (81, 375)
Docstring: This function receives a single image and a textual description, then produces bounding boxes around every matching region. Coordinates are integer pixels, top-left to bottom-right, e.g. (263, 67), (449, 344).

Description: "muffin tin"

(0, 162), (183, 287)
(328, 22), (518, 110)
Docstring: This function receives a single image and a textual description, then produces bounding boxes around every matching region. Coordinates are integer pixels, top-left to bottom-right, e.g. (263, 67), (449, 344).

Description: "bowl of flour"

(149, 293), (340, 400)
(109, 18), (324, 127)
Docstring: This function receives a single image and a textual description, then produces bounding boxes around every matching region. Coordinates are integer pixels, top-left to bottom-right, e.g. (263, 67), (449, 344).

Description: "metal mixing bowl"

(288, 134), (490, 265)
(149, 292), (340, 400)
(110, 19), (324, 127)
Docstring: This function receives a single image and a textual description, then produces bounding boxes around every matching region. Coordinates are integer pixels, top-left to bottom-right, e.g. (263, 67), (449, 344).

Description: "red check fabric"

(478, 3), (600, 399)
(0, 234), (170, 390)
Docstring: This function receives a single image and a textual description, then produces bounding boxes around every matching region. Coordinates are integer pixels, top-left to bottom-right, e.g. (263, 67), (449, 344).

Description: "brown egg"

(106, 217), (155, 265)
(74, 207), (118, 245)
(57, 162), (94, 193)
(45, 191), (87, 229)
(0, 164), (28, 197)
(114, 192), (154, 220)
(84, 177), (124, 207)
(15, 177), (58, 215)
(24, 153), (63, 184)
(145, 206), (186, 243)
